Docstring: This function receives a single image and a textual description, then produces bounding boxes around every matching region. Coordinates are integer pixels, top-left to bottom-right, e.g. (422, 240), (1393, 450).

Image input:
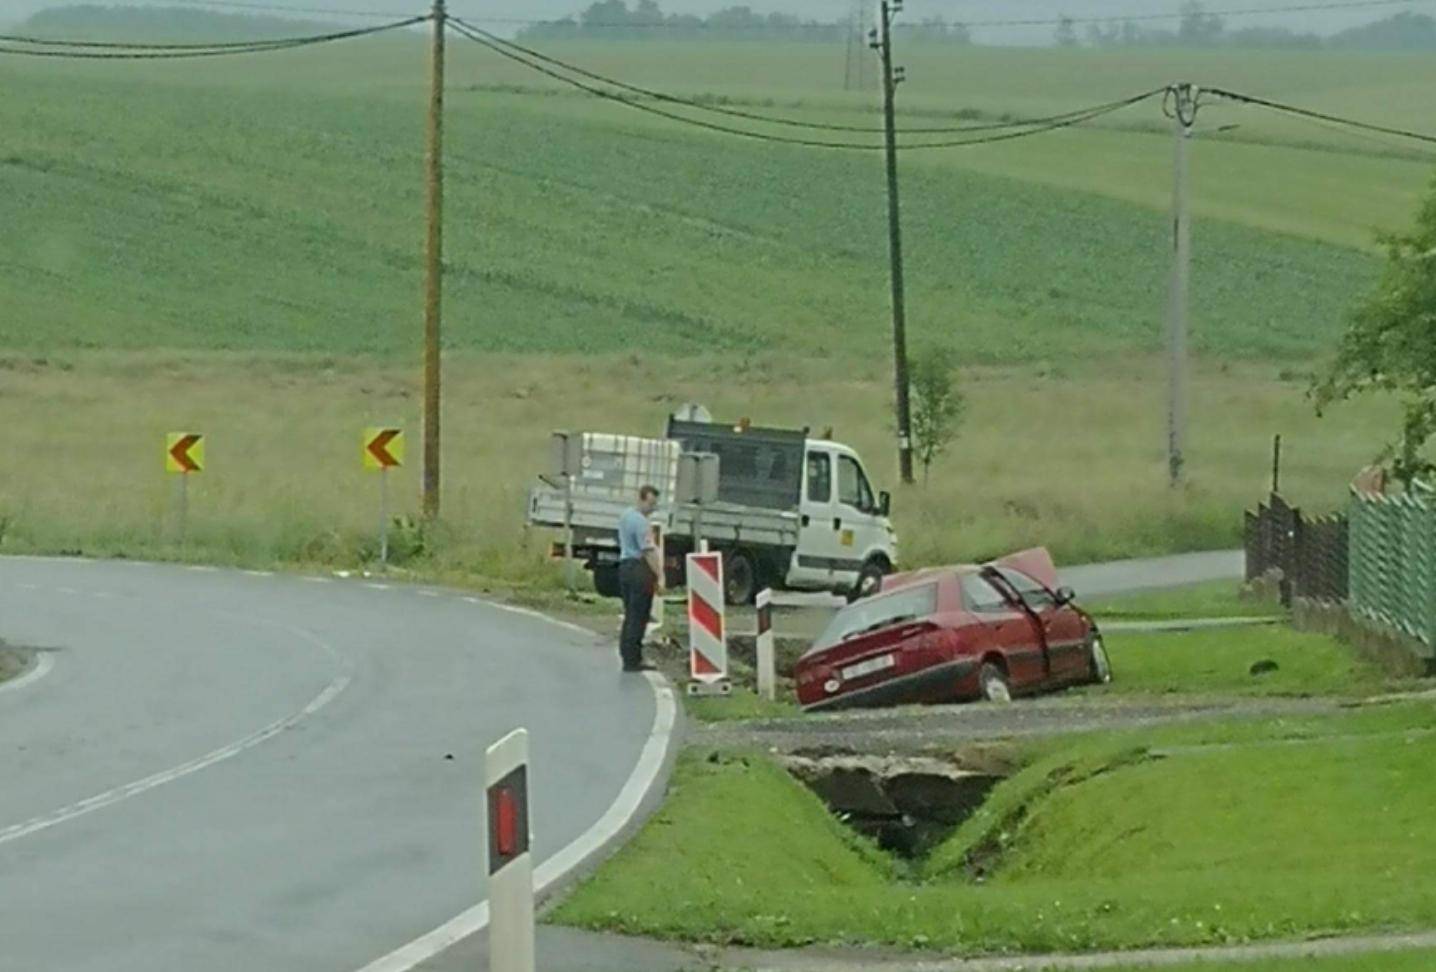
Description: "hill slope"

(0, 41), (1412, 361)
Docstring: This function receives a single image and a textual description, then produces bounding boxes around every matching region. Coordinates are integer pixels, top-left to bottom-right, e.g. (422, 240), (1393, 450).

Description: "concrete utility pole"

(421, 0), (446, 519)
(1166, 82), (1198, 488)
(874, 0), (915, 485)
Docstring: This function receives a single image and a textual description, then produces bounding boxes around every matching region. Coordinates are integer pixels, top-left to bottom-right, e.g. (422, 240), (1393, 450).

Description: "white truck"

(526, 417), (898, 604)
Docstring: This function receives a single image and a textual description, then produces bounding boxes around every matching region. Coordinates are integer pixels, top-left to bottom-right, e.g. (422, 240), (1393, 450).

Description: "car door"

(959, 572), (1046, 690)
(833, 453), (880, 585)
(790, 447), (842, 588)
(993, 567), (1087, 683)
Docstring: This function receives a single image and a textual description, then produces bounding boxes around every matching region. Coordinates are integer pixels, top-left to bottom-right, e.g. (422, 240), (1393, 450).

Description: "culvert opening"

(780, 749), (1014, 859)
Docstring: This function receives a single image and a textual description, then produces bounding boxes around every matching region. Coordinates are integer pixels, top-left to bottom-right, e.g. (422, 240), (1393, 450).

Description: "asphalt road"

(0, 556), (672, 972)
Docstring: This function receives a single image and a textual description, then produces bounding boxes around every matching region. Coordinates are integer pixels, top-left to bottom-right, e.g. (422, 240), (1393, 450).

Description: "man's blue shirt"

(618, 507), (651, 561)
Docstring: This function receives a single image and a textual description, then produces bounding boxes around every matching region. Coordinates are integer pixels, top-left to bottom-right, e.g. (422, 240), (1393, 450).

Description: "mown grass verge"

(552, 702), (1436, 954)
(1099, 624), (1403, 698)
(1087, 581), (1282, 621)
(1113, 950), (1436, 971)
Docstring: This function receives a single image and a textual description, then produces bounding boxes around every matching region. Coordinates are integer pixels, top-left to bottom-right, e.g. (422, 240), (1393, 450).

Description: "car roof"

(878, 548), (1060, 595)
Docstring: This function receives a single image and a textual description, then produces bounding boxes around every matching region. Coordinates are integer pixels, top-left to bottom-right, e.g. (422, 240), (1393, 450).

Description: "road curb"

(352, 635), (683, 972)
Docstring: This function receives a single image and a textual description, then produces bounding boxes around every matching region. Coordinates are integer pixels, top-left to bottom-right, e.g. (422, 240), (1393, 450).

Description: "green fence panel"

(1349, 489), (1436, 659)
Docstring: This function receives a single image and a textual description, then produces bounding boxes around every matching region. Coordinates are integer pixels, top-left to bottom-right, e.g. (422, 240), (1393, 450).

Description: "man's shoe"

(622, 662), (658, 673)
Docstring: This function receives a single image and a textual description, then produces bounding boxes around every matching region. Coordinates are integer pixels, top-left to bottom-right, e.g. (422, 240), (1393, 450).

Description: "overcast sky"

(1, 0), (1428, 42)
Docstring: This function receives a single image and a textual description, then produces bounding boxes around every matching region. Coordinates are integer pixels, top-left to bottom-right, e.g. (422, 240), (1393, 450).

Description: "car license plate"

(842, 654), (896, 681)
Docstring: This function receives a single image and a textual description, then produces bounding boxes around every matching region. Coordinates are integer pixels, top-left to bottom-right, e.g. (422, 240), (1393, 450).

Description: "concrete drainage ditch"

(779, 750), (1014, 858)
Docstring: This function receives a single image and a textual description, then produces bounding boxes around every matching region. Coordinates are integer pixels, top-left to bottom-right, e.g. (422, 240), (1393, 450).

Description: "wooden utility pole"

(1166, 82), (1197, 488)
(422, 0), (446, 519)
(875, 0), (914, 485)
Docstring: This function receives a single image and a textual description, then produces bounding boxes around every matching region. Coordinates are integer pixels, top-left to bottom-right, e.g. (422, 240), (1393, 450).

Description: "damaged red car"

(794, 549), (1111, 712)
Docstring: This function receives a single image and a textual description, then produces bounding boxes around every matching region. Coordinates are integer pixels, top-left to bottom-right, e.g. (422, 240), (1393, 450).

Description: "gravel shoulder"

(691, 695), (1343, 752)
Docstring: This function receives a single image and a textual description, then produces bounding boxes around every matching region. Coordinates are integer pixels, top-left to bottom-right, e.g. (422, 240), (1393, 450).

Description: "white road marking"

(0, 622), (350, 850)
(186, 565), (219, 573)
(301, 576), (332, 584)
(417, 590), (441, 598)
(486, 601), (598, 639)
(352, 673), (678, 972)
(243, 570), (274, 578)
(18, 584), (38, 591)
(56, 587), (78, 595)
(365, 583), (391, 591)
(0, 651), (56, 697)
(91, 591), (115, 600)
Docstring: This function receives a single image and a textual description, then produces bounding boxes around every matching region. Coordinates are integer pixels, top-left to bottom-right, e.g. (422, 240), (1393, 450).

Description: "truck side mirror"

(878, 491), (891, 517)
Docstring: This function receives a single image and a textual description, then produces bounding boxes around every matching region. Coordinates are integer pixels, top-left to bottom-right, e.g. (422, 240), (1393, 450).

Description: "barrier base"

(686, 679), (733, 697)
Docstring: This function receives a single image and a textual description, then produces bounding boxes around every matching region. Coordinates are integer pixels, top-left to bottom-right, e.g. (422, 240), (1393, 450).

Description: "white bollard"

(755, 588), (775, 701)
(486, 728), (535, 972)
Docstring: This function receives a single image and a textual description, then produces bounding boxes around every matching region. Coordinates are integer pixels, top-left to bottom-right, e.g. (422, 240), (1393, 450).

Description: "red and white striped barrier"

(755, 588), (775, 701)
(686, 551), (728, 686)
(486, 729), (534, 972)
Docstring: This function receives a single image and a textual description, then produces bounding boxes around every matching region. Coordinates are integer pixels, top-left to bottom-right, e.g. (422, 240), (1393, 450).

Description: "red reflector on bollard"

(496, 788), (518, 857)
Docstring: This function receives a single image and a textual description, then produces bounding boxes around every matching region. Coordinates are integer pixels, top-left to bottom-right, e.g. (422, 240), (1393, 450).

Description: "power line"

(101, 0), (415, 19)
(468, 0), (1436, 31)
(1207, 86), (1436, 145)
(449, 20), (1159, 150)
(454, 19), (1154, 137)
(0, 15), (425, 52)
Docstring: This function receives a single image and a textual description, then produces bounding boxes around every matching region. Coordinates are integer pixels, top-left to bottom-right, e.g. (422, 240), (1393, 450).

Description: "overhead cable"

(0, 14), (424, 58)
(449, 19), (1159, 151)
(455, 19), (1159, 137)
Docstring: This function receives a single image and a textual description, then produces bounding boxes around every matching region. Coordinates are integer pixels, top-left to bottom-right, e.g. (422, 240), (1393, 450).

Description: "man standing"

(617, 484), (663, 672)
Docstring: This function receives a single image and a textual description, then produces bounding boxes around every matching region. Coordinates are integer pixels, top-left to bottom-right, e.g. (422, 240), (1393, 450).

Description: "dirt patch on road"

(0, 643), (35, 685)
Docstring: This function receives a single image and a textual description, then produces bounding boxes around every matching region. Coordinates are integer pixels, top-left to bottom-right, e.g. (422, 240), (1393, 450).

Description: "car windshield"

(808, 583), (938, 654)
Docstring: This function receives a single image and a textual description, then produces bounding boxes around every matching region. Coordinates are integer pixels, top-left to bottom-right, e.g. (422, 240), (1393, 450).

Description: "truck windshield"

(808, 584), (938, 654)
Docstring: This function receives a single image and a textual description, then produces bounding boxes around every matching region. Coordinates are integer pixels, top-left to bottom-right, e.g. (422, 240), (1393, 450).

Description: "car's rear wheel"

(979, 662), (1012, 703)
(1088, 633), (1113, 684)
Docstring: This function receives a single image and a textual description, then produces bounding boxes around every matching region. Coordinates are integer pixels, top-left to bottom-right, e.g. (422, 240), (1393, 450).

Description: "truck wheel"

(846, 557), (889, 603)
(723, 549), (757, 606)
(592, 564), (621, 599)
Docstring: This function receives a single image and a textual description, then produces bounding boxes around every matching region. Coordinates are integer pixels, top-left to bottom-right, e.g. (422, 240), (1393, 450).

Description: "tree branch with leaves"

(1312, 173), (1436, 485)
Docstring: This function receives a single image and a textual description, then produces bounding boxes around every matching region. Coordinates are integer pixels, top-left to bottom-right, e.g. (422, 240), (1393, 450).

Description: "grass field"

(1087, 581), (1281, 620)
(1, 29), (1432, 574)
(0, 353), (1399, 575)
(553, 701), (1436, 953)
(1101, 624), (1395, 697)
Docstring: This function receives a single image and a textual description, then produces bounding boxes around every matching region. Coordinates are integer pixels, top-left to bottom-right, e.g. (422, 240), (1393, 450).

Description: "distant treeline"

(1073, 5), (1436, 50)
(517, 0), (972, 43)
(20, 5), (333, 41)
(522, 0), (1436, 51)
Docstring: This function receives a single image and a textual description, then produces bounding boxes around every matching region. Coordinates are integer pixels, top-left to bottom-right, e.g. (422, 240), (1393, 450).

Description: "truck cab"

(788, 439), (895, 600)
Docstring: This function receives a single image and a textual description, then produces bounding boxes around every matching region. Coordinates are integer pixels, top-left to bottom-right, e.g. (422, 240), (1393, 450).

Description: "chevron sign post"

(686, 551), (731, 697)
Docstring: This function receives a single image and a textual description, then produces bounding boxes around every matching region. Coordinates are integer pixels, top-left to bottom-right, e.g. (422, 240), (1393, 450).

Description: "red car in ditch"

(794, 549), (1111, 712)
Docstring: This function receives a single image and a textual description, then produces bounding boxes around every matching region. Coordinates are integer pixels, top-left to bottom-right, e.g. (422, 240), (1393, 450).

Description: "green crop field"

(1, 22), (1433, 575)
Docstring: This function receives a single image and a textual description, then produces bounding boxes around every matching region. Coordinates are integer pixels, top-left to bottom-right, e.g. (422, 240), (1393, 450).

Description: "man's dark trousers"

(618, 558), (655, 669)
